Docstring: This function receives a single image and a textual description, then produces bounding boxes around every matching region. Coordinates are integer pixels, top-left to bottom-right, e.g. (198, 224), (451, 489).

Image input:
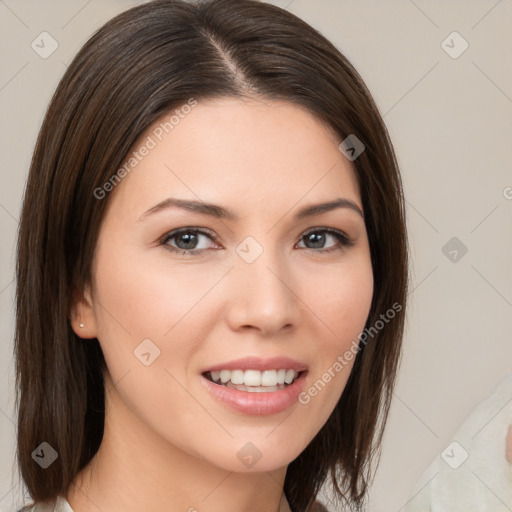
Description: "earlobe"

(69, 285), (98, 339)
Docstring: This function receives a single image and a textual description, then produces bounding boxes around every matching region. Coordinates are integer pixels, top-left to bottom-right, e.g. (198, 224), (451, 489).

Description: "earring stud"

(79, 322), (84, 328)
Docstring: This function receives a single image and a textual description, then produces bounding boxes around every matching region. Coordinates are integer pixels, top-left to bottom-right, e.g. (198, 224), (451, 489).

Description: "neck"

(67, 374), (289, 512)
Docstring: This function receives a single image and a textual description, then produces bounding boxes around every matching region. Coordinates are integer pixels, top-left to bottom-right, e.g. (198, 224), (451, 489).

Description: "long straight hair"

(14, 1), (408, 510)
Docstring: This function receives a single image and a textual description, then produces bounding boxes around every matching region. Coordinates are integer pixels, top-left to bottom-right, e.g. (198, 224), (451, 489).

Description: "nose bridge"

(228, 237), (298, 333)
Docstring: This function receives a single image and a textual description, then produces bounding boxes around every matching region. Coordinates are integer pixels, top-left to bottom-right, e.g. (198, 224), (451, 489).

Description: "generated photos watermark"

(298, 301), (402, 404)
(93, 98), (198, 200)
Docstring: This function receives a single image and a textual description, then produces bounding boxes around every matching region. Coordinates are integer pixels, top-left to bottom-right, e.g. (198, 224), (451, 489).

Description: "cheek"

(90, 244), (224, 384)
(297, 257), (373, 417)
(307, 257), (374, 344)
(93, 245), (209, 338)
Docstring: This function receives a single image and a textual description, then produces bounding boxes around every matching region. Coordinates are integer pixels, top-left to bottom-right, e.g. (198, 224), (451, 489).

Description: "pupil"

(306, 232), (325, 248)
(178, 232), (197, 249)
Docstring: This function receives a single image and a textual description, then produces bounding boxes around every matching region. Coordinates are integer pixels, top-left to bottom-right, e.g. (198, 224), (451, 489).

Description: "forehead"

(107, 97), (361, 217)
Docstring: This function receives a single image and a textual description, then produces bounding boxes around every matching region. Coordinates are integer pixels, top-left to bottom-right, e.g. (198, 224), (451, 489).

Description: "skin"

(69, 96), (374, 512)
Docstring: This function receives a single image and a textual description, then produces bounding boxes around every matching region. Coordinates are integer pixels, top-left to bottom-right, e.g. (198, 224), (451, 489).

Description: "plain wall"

(0, 1), (511, 510)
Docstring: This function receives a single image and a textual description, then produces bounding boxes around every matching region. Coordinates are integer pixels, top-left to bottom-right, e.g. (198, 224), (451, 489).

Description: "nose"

(225, 247), (300, 336)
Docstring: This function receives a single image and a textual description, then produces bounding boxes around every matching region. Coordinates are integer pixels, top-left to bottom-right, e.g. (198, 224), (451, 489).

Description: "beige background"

(1, 1), (511, 511)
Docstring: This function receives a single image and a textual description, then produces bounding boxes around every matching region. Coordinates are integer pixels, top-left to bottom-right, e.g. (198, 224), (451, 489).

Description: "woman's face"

(79, 97), (373, 473)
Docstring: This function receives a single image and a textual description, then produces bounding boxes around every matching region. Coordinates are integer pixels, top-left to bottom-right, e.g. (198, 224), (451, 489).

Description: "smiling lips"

(200, 356), (309, 415)
(206, 368), (301, 392)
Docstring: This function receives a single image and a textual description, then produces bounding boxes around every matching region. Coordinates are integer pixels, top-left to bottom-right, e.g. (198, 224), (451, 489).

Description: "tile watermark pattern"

(1, 1), (511, 511)
(235, 236), (264, 263)
(442, 236), (468, 263)
(338, 134), (366, 161)
(441, 441), (469, 469)
(133, 338), (161, 366)
(31, 31), (59, 59)
(237, 442), (263, 468)
(441, 31), (469, 59)
(31, 442), (58, 469)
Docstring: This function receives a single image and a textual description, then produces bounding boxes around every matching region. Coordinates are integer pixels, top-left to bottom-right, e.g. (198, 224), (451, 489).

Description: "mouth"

(202, 368), (305, 393)
(199, 356), (309, 415)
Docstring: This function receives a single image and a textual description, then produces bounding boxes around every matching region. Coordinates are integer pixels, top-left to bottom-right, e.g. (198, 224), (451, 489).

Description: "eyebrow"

(138, 197), (364, 222)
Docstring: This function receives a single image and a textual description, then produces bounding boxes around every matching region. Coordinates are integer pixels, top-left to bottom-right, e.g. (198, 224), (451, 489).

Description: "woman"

(14, 1), (408, 511)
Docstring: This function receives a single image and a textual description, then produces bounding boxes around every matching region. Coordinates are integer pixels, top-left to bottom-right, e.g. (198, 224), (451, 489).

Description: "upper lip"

(201, 356), (308, 374)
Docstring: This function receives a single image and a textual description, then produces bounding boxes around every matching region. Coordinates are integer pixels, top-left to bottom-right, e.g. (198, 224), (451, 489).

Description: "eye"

(296, 228), (353, 253)
(160, 228), (219, 255)
(159, 226), (354, 256)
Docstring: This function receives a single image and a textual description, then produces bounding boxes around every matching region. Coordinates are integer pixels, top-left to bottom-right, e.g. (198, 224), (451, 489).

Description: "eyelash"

(158, 227), (354, 256)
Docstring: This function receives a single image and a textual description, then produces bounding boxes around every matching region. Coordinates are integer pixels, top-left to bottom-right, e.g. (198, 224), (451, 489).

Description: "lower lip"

(200, 372), (308, 415)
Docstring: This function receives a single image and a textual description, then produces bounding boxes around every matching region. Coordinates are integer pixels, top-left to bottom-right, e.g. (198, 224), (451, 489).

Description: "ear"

(69, 284), (98, 339)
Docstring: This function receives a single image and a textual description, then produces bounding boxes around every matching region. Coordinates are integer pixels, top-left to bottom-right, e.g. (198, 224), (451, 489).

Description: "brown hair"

(14, 1), (408, 511)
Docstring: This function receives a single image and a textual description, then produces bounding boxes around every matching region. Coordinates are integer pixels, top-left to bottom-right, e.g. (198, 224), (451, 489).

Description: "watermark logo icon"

(134, 338), (161, 366)
(442, 236), (468, 263)
(32, 442), (58, 469)
(441, 441), (469, 469)
(441, 31), (468, 59)
(31, 32), (58, 59)
(237, 442), (262, 468)
(236, 236), (264, 264)
(339, 134), (365, 161)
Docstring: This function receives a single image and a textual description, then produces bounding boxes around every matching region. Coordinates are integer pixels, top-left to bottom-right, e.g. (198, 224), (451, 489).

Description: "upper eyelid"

(162, 227), (218, 242)
(301, 226), (349, 238)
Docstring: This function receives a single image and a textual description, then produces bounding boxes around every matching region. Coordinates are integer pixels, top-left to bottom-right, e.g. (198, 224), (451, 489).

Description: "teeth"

(284, 369), (296, 384)
(207, 369), (300, 388)
(244, 369), (261, 386)
(261, 370), (277, 386)
(230, 369), (245, 385)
